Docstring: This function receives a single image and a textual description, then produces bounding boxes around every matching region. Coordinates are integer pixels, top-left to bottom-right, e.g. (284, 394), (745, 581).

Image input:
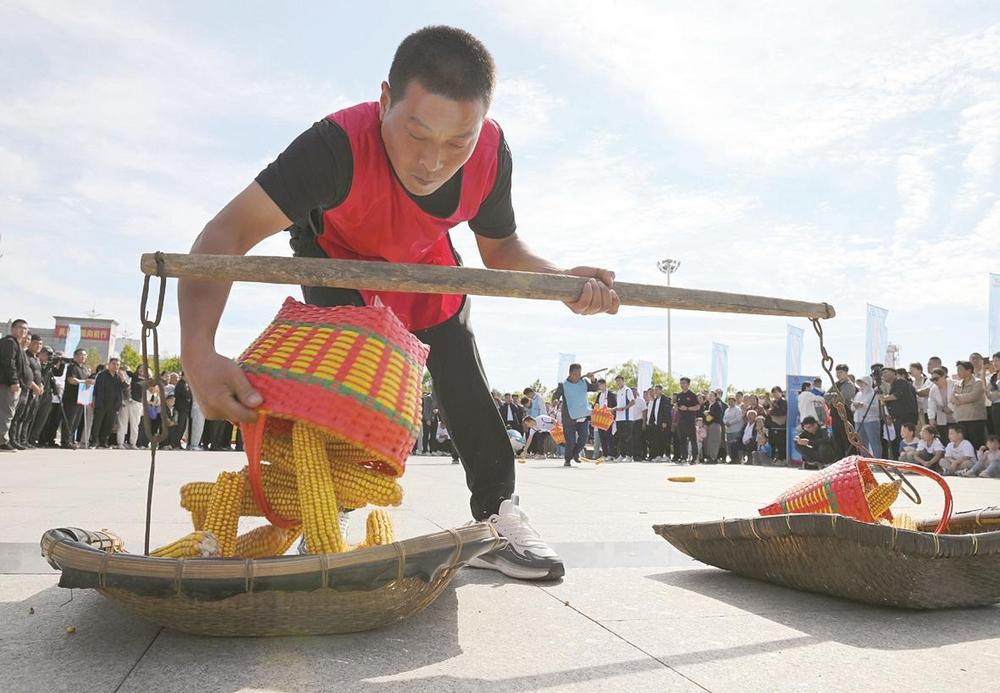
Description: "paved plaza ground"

(2, 448), (998, 692)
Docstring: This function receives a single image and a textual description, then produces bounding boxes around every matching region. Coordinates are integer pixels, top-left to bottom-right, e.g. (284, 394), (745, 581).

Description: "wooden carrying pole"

(140, 253), (835, 319)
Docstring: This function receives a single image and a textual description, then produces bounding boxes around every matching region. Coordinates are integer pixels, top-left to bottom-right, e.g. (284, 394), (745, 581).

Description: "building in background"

(3, 315), (123, 364)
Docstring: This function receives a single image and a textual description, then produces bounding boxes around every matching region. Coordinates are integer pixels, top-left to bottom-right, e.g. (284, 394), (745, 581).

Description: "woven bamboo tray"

(41, 524), (500, 636)
(654, 507), (1000, 609)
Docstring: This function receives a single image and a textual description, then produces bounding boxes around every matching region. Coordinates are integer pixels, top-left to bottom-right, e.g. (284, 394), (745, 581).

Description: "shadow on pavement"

(649, 568), (1000, 651)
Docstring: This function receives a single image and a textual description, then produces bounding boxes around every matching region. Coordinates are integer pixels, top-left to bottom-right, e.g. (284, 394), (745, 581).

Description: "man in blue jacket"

(551, 363), (599, 467)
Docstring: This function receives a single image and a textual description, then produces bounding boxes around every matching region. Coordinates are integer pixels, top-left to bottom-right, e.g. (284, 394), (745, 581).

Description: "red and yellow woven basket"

(759, 455), (954, 533)
(550, 422), (565, 445)
(590, 406), (614, 431)
(238, 298), (429, 525)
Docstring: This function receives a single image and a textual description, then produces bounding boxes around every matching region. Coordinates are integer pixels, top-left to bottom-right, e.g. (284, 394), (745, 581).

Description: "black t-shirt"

(64, 362), (86, 404)
(255, 118), (517, 244)
(676, 390), (699, 421)
(888, 379), (918, 422)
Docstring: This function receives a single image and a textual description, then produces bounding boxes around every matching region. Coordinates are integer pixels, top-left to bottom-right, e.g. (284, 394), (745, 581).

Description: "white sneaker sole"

(466, 553), (565, 581)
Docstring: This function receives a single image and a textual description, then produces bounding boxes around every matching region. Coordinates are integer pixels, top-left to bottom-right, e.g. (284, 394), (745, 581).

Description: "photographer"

(880, 366), (917, 458)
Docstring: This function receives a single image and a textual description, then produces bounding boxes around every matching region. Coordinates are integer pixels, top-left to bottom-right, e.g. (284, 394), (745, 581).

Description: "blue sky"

(2, 1), (999, 391)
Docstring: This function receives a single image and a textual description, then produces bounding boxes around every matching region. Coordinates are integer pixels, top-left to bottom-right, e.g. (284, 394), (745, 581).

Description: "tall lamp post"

(656, 259), (681, 380)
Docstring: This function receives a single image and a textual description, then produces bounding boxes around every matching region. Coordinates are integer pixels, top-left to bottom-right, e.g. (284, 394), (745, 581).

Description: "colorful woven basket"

(238, 298), (429, 526)
(759, 456), (953, 533)
(550, 422), (565, 445)
(590, 406), (614, 431)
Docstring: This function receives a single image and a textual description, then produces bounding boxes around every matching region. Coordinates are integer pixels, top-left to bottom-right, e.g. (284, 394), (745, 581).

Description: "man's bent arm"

(178, 181), (292, 421)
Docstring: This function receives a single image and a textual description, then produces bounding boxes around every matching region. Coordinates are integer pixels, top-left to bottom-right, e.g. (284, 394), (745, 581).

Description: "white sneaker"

(467, 496), (564, 580)
(296, 511), (351, 554)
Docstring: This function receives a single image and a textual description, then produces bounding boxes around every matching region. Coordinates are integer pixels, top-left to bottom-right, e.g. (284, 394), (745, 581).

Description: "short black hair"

(597, 379), (606, 385)
(909, 362), (923, 372)
(835, 364), (849, 372)
(569, 363), (582, 373)
(11, 319), (27, 328)
(30, 334), (42, 342)
(680, 377), (691, 383)
(800, 382), (812, 392)
(801, 416), (818, 426)
(388, 26), (496, 108)
(74, 348), (86, 356)
(956, 360), (973, 372)
(523, 387), (534, 395)
(951, 424), (966, 436)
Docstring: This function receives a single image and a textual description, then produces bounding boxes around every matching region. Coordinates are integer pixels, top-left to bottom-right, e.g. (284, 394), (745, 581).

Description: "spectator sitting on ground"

(896, 423), (920, 464)
(961, 434), (1000, 478)
(942, 425), (976, 475)
(915, 425), (945, 471)
(794, 416), (836, 470)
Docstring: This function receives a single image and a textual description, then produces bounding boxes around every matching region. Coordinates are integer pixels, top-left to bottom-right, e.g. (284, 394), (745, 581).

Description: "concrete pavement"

(2, 448), (998, 692)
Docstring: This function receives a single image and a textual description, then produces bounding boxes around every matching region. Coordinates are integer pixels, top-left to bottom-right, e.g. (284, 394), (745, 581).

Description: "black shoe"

(10, 441), (26, 450)
(60, 443), (78, 450)
(0, 442), (17, 452)
(564, 461), (572, 467)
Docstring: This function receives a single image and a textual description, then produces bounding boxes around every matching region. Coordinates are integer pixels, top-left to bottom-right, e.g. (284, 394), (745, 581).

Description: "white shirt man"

(614, 383), (635, 422)
(798, 387), (824, 425)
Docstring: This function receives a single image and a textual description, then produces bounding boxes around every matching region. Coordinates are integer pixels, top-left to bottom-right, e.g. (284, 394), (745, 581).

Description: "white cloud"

(895, 150), (935, 233)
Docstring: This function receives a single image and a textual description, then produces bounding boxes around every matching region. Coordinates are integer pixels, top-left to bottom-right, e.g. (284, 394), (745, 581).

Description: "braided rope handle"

(862, 458), (953, 534)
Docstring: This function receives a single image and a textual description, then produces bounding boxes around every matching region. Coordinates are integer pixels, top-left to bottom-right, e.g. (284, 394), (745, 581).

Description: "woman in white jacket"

(926, 367), (955, 440)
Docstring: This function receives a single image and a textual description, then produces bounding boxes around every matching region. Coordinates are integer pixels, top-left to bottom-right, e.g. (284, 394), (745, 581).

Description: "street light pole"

(656, 259), (681, 382)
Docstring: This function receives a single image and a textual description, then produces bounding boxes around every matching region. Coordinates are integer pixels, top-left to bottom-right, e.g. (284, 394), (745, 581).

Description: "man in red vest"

(179, 26), (619, 581)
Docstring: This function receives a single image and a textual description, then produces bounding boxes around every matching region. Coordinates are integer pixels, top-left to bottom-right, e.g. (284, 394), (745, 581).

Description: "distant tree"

(422, 368), (433, 394)
(118, 344), (141, 371)
(526, 378), (547, 396)
(159, 355), (183, 375)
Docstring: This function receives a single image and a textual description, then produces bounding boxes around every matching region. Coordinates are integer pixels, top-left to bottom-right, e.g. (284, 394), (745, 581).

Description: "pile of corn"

(151, 420), (401, 559)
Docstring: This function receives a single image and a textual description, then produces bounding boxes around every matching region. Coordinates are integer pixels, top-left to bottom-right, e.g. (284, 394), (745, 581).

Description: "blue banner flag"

(990, 273), (1000, 356)
(865, 304), (889, 369)
(711, 343), (729, 394)
(785, 325), (803, 376)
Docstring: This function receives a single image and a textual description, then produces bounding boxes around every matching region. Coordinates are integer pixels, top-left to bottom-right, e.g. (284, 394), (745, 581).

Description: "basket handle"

(243, 414), (298, 530)
(864, 459), (953, 534)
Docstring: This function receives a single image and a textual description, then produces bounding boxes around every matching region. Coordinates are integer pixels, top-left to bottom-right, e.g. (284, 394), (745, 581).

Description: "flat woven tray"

(42, 524), (500, 636)
(654, 507), (1000, 609)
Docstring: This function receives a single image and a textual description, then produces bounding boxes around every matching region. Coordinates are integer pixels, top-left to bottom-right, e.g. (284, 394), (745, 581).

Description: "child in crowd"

(961, 435), (1000, 478)
(915, 425), (945, 471)
(896, 423), (920, 464)
(942, 425), (976, 475)
(694, 417), (706, 463)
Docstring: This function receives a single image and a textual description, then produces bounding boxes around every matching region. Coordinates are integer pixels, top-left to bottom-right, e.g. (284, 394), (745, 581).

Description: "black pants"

(91, 406), (117, 446)
(959, 419), (988, 450)
(632, 422), (647, 460)
(796, 440), (836, 468)
(421, 421), (434, 452)
(29, 396), (53, 444)
(11, 392), (38, 444)
(170, 409), (190, 448)
(677, 419), (697, 460)
(614, 420), (633, 458)
(769, 426), (787, 461)
(62, 402), (82, 447)
(562, 419), (590, 463)
(302, 286), (514, 521)
(831, 411), (853, 458)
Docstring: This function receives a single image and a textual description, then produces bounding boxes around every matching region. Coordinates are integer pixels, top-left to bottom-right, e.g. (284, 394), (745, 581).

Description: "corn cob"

(151, 531), (221, 558)
(204, 470), (246, 557)
(332, 461), (403, 508)
(865, 480), (901, 519)
(234, 524), (301, 558)
(360, 509), (395, 548)
(293, 421), (348, 554)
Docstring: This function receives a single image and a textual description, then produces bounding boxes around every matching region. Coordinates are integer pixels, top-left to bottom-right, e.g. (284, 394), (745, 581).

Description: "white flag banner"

(990, 273), (1000, 356)
(556, 352), (577, 384)
(786, 324), (803, 376)
(637, 360), (654, 394)
(711, 343), (729, 393)
(866, 304), (889, 370)
(64, 323), (81, 355)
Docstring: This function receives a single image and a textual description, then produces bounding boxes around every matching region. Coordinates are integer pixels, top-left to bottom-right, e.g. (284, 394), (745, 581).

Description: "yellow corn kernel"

(361, 509), (395, 548)
(891, 513), (917, 530)
(180, 482), (214, 513)
(865, 480), (901, 519)
(234, 524), (302, 558)
(293, 422), (347, 554)
(151, 531), (220, 558)
(332, 461), (403, 509)
(204, 471), (246, 557)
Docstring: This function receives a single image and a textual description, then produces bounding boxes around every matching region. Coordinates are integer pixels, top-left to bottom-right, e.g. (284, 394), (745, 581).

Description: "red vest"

(318, 102), (501, 331)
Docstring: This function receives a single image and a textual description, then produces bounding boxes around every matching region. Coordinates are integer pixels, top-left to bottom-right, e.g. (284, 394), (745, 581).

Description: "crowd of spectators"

(1, 319), (243, 453)
(471, 352), (1000, 476)
(5, 317), (999, 479)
